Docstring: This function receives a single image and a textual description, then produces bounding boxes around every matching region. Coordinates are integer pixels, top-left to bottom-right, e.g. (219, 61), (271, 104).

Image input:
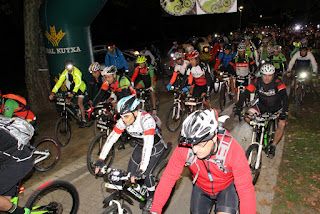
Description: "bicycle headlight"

(203, 46), (210, 53)
(299, 72), (307, 79)
(134, 51), (140, 56)
(66, 63), (73, 70)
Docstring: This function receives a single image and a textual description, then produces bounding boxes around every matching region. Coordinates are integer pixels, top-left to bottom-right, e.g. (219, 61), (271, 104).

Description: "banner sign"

(160, 0), (237, 16)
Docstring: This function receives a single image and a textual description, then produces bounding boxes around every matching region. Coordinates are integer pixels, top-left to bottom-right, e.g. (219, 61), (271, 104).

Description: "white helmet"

(260, 63), (275, 75)
(180, 109), (219, 145)
(273, 45), (282, 51)
(101, 65), (117, 76)
(185, 45), (194, 53)
(237, 42), (246, 51)
(88, 62), (100, 73)
(174, 52), (185, 60)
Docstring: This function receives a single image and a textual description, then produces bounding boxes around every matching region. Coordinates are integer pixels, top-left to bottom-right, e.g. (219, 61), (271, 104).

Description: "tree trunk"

(24, 0), (55, 114)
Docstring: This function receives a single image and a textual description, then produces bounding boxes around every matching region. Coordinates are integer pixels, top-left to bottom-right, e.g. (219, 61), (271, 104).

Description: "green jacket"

(52, 66), (86, 93)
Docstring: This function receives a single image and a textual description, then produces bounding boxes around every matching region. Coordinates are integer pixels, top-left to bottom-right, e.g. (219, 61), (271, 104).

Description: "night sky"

(1, 0), (319, 93)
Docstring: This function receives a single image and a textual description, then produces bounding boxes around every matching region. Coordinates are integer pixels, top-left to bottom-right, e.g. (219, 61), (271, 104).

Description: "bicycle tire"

(87, 132), (115, 176)
(153, 159), (169, 184)
(219, 83), (226, 111)
(25, 180), (79, 214)
(295, 86), (302, 116)
(55, 117), (71, 147)
(245, 144), (262, 185)
(102, 204), (132, 214)
(33, 137), (61, 172)
(166, 104), (184, 132)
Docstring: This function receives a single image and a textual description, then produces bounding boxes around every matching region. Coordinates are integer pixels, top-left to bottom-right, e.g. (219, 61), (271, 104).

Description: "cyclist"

(49, 60), (87, 128)
(104, 45), (129, 75)
(140, 47), (156, 66)
(230, 42), (257, 103)
(0, 93), (36, 127)
(166, 52), (189, 91)
(88, 62), (104, 105)
(209, 38), (224, 62)
(258, 38), (273, 62)
(230, 31), (241, 52)
(89, 65), (135, 115)
(235, 64), (288, 159)
(0, 115), (35, 214)
(185, 50), (212, 109)
(266, 45), (288, 77)
(131, 55), (157, 115)
(243, 35), (259, 66)
(150, 109), (256, 214)
(94, 95), (165, 214)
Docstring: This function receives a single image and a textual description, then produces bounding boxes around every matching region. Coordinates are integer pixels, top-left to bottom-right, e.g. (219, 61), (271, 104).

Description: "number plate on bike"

(105, 182), (123, 190)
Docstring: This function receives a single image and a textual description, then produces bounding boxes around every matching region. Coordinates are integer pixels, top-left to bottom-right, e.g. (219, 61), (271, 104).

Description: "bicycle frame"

(33, 150), (50, 165)
(56, 97), (81, 123)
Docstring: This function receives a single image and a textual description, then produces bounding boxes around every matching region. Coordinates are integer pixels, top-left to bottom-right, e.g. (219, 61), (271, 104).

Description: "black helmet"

(300, 44), (308, 50)
(224, 43), (232, 50)
(117, 95), (140, 115)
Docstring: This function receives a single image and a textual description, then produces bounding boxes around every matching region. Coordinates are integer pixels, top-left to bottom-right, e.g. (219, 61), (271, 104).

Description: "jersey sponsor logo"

(259, 88), (276, 96)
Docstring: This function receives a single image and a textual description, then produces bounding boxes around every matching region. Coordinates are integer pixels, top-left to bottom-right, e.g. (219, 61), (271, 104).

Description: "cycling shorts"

(193, 85), (207, 98)
(190, 181), (239, 214)
(127, 135), (164, 190)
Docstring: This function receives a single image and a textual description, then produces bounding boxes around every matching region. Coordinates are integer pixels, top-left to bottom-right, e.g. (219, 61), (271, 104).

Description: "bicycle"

(218, 71), (234, 111)
(99, 142), (172, 214)
(166, 86), (205, 132)
(244, 109), (281, 185)
(54, 93), (94, 147)
(93, 100), (116, 136)
(136, 88), (159, 113)
(32, 137), (61, 172)
(235, 75), (253, 107)
(294, 70), (310, 116)
(10, 179), (79, 214)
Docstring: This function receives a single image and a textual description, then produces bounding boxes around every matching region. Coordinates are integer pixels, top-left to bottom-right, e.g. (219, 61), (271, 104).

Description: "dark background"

(1, 0), (320, 93)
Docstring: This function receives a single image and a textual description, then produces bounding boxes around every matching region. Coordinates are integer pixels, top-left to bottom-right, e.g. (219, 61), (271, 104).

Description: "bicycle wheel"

(102, 204), (132, 214)
(55, 117), (71, 147)
(25, 180), (79, 214)
(295, 86), (302, 116)
(219, 83), (227, 111)
(153, 159), (169, 184)
(166, 104), (184, 132)
(245, 144), (262, 185)
(33, 137), (61, 172)
(87, 132), (115, 176)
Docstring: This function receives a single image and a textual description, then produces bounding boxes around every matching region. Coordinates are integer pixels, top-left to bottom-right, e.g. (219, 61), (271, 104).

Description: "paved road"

(20, 83), (284, 214)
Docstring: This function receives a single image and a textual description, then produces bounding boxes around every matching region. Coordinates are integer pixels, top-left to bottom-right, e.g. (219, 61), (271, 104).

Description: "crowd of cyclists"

(1, 24), (319, 214)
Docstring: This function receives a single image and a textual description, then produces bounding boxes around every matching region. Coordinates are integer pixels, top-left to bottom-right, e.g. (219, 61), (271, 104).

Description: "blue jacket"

(218, 51), (236, 67)
(105, 48), (129, 70)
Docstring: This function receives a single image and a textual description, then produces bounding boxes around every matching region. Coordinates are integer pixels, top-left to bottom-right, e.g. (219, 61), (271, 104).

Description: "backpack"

(185, 127), (233, 184)
(2, 94), (30, 112)
(0, 115), (34, 150)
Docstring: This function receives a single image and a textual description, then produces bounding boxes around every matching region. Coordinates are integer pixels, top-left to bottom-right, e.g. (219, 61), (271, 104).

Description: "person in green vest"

(258, 38), (273, 62)
(266, 45), (287, 77)
(49, 60), (87, 128)
(244, 35), (259, 66)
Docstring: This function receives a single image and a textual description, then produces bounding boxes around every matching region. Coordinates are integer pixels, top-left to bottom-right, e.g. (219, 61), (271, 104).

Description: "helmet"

(180, 109), (219, 146)
(260, 63), (275, 75)
(186, 50), (199, 60)
(101, 65), (117, 76)
(273, 45), (282, 51)
(136, 55), (147, 64)
(299, 44), (308, 50)
(185, 45), (194, 53)
(174, 52), (184, 60)
(88, 62), (100, 73)
(224, 43), (232, 50)
(117, 95), (140, 115)
(243, 35), (251, 40)
(237, 42), (246, 51)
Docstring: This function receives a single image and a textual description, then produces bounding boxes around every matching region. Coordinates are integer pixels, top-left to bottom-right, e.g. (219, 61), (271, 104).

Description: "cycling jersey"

(287, 51), (318, 74)
(93, 75), (135, 107)
(258, 45), (272, 61)
(209, 43), (223, 61)
(213, 51), (236, 71)
(88, 75), (104, 101)
(245, 43), (259, 65)
(150, 133), (256, 214)
(244, 77), (288, 113)
(99, 110), (162, 171)
(230, 54), (256, 77)
(266, 54), (287, 75)
(52, 66), (86, 94)
(105, 48), (129, 71)
(186, 62), (212, 87)
(132, 65), (156, 89)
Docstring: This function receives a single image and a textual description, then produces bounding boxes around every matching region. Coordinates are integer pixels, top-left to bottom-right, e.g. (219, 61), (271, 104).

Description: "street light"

(238, 6), (244, 30)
